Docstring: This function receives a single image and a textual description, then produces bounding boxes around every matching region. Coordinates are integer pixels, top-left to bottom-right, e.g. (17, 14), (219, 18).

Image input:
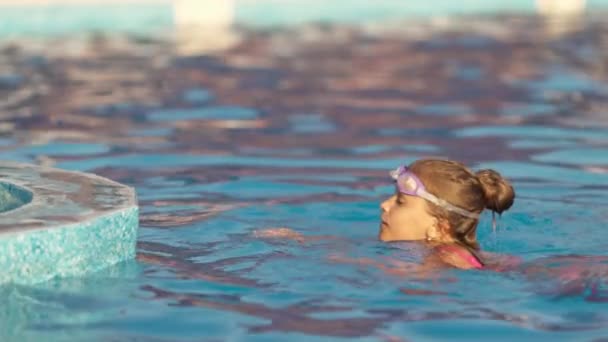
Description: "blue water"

(2, 14), (608, 341)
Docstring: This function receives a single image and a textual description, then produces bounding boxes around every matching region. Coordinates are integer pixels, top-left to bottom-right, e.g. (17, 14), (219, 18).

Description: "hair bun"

(475, 169), (515, 214)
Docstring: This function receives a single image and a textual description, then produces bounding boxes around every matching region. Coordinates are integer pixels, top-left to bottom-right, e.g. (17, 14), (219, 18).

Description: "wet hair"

(410, 159), (515, 250)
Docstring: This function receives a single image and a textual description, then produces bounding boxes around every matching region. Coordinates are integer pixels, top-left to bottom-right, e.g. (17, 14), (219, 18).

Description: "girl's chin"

(378, 226), (392, 242)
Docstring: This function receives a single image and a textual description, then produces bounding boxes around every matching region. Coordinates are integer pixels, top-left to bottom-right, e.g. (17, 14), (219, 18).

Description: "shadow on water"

(1, 13), (608, 341)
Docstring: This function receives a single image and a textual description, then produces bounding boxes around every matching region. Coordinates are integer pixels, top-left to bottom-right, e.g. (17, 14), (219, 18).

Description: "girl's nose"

(380, 196), (395, 213)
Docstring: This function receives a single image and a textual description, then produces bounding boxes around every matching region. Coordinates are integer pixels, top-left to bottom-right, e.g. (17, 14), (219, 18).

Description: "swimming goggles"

(390, 166), (480, 219)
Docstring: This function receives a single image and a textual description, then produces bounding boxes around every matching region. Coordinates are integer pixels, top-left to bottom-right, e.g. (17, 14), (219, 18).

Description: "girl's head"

(379, 159), (515, 250)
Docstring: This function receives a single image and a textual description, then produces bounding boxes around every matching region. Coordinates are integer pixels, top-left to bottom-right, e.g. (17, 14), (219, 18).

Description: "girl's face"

(379, 192), (436, 242)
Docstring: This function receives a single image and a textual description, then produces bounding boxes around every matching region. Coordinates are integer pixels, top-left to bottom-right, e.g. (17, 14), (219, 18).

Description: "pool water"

(1, 14), (608, 342)
(0, 181), (32, 213)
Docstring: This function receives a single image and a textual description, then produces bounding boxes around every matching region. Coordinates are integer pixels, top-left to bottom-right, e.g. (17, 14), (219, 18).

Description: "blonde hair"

(410, 159), (515, 250)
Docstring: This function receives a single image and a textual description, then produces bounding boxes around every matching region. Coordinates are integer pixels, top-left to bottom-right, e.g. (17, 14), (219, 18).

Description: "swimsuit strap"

(437, 244), (484, 269)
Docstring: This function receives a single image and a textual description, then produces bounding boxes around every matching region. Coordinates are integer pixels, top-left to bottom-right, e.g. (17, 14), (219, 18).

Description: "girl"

(256, 158), (517, 270)
(377, 158), (515, 269)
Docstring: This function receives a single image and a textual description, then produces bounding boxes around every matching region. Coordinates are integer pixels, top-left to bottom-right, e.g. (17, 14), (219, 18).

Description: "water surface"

(1, 14), (608, 341)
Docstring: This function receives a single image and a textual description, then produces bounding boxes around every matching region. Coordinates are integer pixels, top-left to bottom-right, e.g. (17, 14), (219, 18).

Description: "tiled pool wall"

(0, 0), (603, 38)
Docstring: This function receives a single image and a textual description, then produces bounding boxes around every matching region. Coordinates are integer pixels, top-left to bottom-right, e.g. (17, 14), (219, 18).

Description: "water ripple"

(2, 13), (608, 341)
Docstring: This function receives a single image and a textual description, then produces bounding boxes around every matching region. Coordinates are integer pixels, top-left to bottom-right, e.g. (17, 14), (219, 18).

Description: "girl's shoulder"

(432, 243), (524, 271)
(433, 243), (485, 270)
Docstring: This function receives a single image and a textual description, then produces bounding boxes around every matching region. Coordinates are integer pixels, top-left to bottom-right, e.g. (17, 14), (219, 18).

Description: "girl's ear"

(426, 218), (453, 242)
(425, 220), (440, 242)
(437, 218), (452, 236)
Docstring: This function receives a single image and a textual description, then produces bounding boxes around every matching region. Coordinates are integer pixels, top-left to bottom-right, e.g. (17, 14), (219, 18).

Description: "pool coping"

(0, 161), (139, 284)
(0, 0), (599, 38)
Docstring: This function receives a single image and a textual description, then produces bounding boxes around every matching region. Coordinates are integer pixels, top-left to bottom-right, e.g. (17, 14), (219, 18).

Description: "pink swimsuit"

(436, 244), (484, 269)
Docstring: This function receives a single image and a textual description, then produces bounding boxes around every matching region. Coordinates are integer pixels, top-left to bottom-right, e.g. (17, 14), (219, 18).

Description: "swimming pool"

(1, 11), (608, 342)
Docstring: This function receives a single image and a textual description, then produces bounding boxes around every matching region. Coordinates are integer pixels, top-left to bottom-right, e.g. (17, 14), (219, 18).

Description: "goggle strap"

(417, 190), (481, 219)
